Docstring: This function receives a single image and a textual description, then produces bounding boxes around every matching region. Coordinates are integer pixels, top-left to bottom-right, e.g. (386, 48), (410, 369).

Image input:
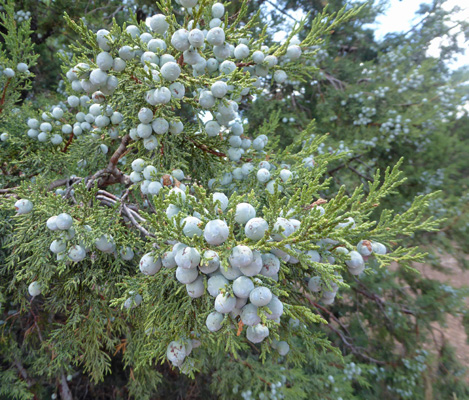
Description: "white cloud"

(261, 1), (306, 43)
(263, 0), (468, 68)
(371, 0), (432, 40)
(368, 0), (468, 68)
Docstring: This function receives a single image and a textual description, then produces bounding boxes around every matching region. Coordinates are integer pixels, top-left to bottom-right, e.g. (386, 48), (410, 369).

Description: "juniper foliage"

(0, 1), (467, 399)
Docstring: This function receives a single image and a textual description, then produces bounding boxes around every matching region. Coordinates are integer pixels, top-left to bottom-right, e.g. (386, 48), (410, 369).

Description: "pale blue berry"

(139, 253), (162, 275)
(56, 213), (73, 230)
(249, 286), (272, 307)
(244, 218), (268, 241)
(233, 276), (254, 298)
(206, 311), (224, 331)
(214, 292), (236, 313)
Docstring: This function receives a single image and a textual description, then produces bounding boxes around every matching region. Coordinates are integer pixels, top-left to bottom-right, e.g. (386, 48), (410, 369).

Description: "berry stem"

(0, 78), (12, 115)
(187, 136), (226, 158)
(59, 373), (73, 400)
(61, 132), (74, 153)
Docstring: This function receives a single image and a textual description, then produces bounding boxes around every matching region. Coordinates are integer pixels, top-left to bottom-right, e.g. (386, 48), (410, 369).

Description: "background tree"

(0, 0), (468, 399)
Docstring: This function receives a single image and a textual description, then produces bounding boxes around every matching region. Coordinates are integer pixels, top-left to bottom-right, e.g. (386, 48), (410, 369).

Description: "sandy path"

(415, 253), (469, 373)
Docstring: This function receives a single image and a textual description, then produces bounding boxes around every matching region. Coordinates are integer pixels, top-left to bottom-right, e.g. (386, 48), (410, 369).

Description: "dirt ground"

(415, 253), (469, 375)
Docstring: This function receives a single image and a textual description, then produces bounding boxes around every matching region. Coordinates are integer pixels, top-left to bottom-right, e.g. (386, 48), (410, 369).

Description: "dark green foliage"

(0, 0), (468, 399)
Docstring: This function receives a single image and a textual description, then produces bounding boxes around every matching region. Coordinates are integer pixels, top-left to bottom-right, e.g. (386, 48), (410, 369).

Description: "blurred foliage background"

(1, 0), (469, 399)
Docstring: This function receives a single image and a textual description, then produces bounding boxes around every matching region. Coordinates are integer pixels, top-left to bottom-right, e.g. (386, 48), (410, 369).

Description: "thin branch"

(263, 0), (299, 22)
(299, 292), (388, 366)
(63, 178), (83, 199)
(348, 165), (374, 182)
(95, 190), (156, 239)
(177, 54), (184, 66)
(85, 169), (106, 189)
(327, 154), (363, 175)
(326, 319), (387, 365)
(48, 177), (81, 191)
(121, 188), (131, 203)
(108, 134), (130, 169)
(96, 194), (117, 204)
(105, 5), (124, 20)
(60, 373), (73, 400)
(240, 360), (272, 386)
(357, 78), (371, 84)
(320, 69), (348, 90)
(61, 132), (74, 153)
(312, 301), (350, 335)
(187, 136), (226, 158)
(14, 359), (35, 388)
(0, 78), (12, 115)
(303, 198), (328, 211)
(401, 3), (437, 37)
(0, 187), (18, 193)
(98, 198), (116, 208)
(84, 0), (114, 16)
(236, 61), (255, 68)
(96, 190), (120, 201)
(81, 134), (132, 188)
(83, 0), (93, 14)
(354, 279), (415, 318)
(122, 204), (156, 238)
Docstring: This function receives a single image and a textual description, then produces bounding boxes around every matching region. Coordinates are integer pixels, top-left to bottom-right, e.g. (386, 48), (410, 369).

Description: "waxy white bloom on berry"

(28, 281), (41, 297)
(286, 44), (302, 60)
(3, 68), (15, 78)
(241, 303), (260, 326)
(234, 44), (250, 60)
(175, 246), (200, 269)
(211, 2), (225, 18)
(233, 276), (254, 298)
(17, 62), (28, 73)
(188, 29), (205, 47)
(95, 235), (114, 252)
(244, 217), (268, 241)
(55, 213), (73, 230)
(153, 87), (171, 104)
(206, 27), (225, 46)
(171, 29), (190, 51)
(186, 276), (205, 298)
(308, 276), (322, 292)
(211, 81), (228, 98)
(204, 219), (229, 245)
(249, 286), (272, 307)
(120, 247), (134, 261)
(50, 239), (66, 254)
(166, 341), (186, 367)
(257, 168), (270, 183)
(176, 266), (198, 284)
(357, 240), (373, 256)
(246, 324), (269, 343)
(206, 311), (224, 331)
(96, 52), (113, 71)
(229, 245), (253, 268)
(265, 296), (284, 320)
(207, 274), (228, 297)
(345, 251), (365, 275)
(182, 216), (202, 238)
(214, 292), (236, 313)
(149, 14), (169, 34)
(276, 341), (290, 356)
(161, 62), (181, 81)
(274, 70), (287, 83)
(234, 203), (256, 224)
(199, 250), (220, 274)
(69, 245), (87, 262)
(139, 253), (162, 275)
(15, 199), (33, 214)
